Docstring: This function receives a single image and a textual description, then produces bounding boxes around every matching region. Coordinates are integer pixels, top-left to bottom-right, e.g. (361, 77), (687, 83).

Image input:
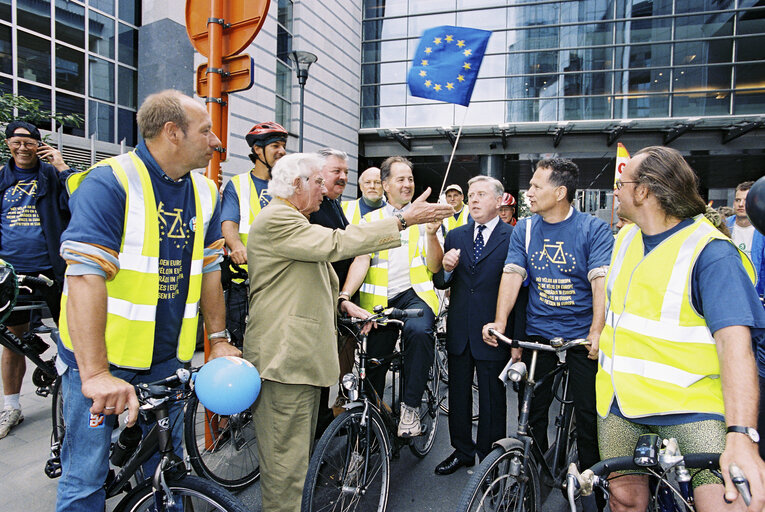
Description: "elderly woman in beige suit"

(244, 152), (453, 512)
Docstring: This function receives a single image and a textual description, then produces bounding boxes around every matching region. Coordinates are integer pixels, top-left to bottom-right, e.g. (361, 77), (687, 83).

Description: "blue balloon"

(194, 356), (261, 415)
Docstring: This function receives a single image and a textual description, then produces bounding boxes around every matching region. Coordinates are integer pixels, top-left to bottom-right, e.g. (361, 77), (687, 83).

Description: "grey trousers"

(252, 380), (320, 512)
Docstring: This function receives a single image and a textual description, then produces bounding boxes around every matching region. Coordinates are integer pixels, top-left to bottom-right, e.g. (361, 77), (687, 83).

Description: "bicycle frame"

(344, 321), (405, 451)
(106, 382), (189, 503)
(506, 348), (575, 503)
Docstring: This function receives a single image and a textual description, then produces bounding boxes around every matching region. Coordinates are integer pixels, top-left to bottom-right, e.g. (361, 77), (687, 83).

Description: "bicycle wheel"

(302, 408), (390, 512)
(114, 474), (248, 512)
(438, 369), (480, 422)
(410, 354), (440, 457)
(184, 393), (259, 490)
(457, 445), (540, 512)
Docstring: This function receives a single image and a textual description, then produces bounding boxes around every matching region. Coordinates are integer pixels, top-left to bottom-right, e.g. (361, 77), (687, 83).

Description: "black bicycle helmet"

(0, 260), (18, 325)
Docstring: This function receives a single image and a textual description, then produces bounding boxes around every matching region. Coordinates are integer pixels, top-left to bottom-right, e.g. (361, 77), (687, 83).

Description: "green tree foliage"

(0, 89), (84, 163)
(517, 190), (530, 218)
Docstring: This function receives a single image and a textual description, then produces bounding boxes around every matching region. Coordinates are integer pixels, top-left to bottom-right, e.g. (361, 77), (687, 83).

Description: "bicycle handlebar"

(488, 328), (589, 353)
(17, 273), (54, 292)
(338, 307), (424, 328)
(134, 367), (194, 407)
(565, 451), (753, 509)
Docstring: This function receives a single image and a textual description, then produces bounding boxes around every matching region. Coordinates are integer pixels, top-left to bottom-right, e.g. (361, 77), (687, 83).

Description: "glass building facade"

(0, 0), (141, 145)
(361, 0), (765, 128)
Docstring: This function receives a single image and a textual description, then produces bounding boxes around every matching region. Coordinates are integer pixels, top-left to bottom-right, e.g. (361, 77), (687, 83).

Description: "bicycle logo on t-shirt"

(529, 240), (577, 274)
(157, 202), (192, 250)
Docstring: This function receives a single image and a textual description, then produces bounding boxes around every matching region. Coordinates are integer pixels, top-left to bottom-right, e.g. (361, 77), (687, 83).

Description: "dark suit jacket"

(309, 197), (351, 285)
(434, 219), (513, 361)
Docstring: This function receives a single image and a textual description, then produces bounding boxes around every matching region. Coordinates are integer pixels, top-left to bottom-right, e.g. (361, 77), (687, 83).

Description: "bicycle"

(565, 436), (753, 512)
(301, 306), (443, 512)
(183, 388), (259, 490)
(457, 329), (587, 512)
(99, 367), (248, 511)
(0, 271), (66, 478)
(180, 258), (259, 491)
(434, 305), (479, 422)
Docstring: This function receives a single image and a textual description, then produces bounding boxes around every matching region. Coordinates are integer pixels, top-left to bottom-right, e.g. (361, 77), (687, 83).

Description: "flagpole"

(439, 106), (470, 196)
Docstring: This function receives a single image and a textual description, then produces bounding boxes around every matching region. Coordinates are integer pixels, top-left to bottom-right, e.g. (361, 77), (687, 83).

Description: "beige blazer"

(243, 199), (401, 387)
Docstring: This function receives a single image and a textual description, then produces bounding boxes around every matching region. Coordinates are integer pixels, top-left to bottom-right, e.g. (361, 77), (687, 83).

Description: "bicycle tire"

(410, 354), (440, 457)
(438, 371), (480, 422)
(302, 408), (390, 512)
(113, 474), (248, 512)
(184, 393), (259, 490)
(457, 445), (540, 512)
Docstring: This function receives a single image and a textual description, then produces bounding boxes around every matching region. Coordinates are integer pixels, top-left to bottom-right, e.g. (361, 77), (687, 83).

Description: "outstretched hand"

(403, 187), (455, 227)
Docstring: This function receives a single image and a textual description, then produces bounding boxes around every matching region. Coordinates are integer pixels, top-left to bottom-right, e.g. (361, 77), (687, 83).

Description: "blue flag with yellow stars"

(407, 26), (492, 107)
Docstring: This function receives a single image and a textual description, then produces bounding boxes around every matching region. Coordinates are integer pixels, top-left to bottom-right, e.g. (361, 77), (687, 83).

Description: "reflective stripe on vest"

(596, 215), (755, 418)
(232, 172), (262, 244)
(341, 199), (362, 225)
(358, 208), (439, 314)
(60, 152), (217, 369)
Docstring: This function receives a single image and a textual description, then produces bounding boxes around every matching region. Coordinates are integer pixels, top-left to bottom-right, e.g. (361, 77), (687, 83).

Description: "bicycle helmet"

(245, 121), (288, 171)
(194, 356), (261, 415)
(501, 192), (516, 207)
(245, 121), (288, 148)
(747, 176), (765, 236)
(0, 260), (17, 325)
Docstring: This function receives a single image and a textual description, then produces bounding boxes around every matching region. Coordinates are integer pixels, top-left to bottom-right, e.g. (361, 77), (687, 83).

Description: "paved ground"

(0, 333), (575, 511)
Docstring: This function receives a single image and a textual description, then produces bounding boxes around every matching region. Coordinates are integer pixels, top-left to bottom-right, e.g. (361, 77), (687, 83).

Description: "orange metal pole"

(206, 0), (223, 186)
(204, 0), (224, 451)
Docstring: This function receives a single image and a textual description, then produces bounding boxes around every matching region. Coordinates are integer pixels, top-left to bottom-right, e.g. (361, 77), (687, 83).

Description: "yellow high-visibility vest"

(596, 215), (755, 418)
(358, 208), (439, 314)
(60, 151), (217, 369)
(442, 205), (470, 234)
(341, 199), (362, 225)
(230, 172), (265, 274)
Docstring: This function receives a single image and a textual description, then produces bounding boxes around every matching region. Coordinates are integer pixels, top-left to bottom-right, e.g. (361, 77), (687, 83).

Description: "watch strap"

(727, 425), (759, 442)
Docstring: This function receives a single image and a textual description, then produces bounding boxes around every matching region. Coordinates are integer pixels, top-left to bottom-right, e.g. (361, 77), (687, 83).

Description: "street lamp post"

(289, 50), (318, 152)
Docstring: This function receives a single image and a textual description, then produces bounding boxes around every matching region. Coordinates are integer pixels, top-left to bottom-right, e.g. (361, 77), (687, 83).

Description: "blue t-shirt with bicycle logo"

(505, 209), (614, 340)
(0, 162), (52, 272)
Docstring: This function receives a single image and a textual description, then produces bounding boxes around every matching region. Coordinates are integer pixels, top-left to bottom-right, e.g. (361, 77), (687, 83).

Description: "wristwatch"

(394, 212), (407, 230)
(208, 329), (230, 340)
(726, 425), (760, 443)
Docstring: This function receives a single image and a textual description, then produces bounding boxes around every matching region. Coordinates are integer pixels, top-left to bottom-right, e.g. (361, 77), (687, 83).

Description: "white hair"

(316, 147), (348, 162)
(468, 175), (504, 197)
(267, 153), (323, 199)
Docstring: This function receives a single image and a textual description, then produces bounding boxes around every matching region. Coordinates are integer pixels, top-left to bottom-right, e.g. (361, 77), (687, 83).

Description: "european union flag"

(407, 26), (492, 107)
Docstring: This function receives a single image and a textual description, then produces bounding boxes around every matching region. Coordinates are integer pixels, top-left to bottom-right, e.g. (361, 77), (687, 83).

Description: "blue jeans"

(56, 358), (185, 512)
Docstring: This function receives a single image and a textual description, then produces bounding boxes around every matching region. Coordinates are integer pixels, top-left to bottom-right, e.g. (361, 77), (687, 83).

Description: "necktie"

(474, 224), (486, 260)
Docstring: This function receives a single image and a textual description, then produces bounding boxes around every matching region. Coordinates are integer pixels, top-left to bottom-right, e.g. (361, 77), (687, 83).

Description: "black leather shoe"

(434, 452), (474, 475)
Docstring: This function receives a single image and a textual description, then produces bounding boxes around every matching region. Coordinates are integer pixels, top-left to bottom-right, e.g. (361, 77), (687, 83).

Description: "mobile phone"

(633, 433), (661, 467)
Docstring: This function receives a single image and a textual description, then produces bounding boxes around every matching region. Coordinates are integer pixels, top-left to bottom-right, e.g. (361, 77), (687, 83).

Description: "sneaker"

(397, 403), (421, 438)
(0, 408), (24, 439)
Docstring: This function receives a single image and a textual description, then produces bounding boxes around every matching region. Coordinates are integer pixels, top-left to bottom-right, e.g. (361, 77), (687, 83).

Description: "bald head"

(359, 166), (383, 202)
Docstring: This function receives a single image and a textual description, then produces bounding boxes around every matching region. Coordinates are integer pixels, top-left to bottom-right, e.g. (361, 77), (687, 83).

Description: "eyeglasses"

(307, 176), (325, 186)
(615, 179), (639, 190)
(8, 140), (38, 150)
